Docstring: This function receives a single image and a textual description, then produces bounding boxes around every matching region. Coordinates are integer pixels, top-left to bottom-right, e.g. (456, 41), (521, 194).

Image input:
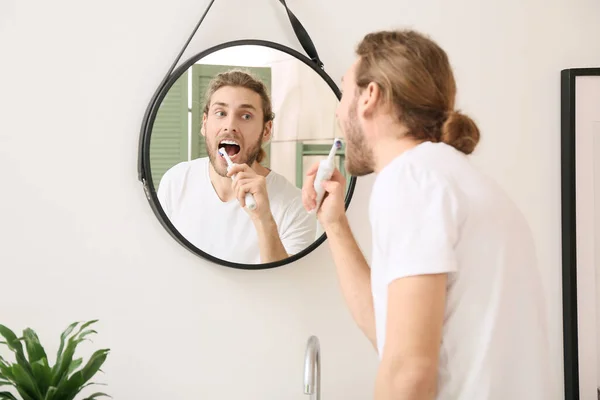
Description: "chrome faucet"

(303, 335), (321, 400)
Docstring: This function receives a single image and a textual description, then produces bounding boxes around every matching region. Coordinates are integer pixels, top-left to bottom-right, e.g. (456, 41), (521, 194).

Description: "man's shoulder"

(376, 141), (477, 196)
(264, 169), (316, 237)
(162, 157), (208, 182)
(376, 157), (453, 198)
(265, 169), (302, 199)
(264, 169), (307, 216)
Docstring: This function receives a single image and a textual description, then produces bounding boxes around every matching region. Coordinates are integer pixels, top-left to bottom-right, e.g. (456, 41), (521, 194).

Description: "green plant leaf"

(51, 330), (87, 387)
(44, 386), (57, 400)
(31, 358), (52, 395)
(81, 382), (108, 390)
(76, 382), (107, 393)
(10, 364), (41, 400)
(51, 321), (98, 388)
(0, 356), (15, 382)
(22, 329), (47, 366)
(67, 358), (82, 377)
(53, 349), (109, 400)
(54, 322), (79, 368)
(14, 387), (34, 400)
(72, 322), (98, 342)
(0, 325), (32, 376)
(0, 327), (18, 345)
(76, 349), (109, 384)
(82, 393), (111, 400)
(2, 320), (109, 400)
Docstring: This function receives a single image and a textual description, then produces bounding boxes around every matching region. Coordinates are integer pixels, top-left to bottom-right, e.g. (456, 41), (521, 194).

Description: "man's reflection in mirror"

(157, 69), (317, 264)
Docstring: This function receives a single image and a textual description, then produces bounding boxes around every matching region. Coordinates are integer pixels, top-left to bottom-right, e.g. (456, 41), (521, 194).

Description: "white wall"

(0, 0), (599, 399)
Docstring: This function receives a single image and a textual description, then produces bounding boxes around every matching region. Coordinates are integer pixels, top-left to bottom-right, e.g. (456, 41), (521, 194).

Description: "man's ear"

(358, 82), (383, 119)
(262, 120), (273, 141)
(201, 113), (207, 137)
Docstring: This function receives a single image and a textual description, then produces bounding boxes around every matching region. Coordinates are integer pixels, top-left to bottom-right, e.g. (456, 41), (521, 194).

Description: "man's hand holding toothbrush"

(302, 161), (348, 230)
(227, 163), (272, 221)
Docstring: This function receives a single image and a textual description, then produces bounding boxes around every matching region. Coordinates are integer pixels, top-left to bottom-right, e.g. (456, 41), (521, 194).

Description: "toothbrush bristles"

(327, 138), (342, 159)
(218, 148), (234, 166)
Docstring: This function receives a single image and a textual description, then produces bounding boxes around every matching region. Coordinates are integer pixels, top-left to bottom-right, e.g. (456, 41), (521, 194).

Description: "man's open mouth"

(218, 139), (241, 157)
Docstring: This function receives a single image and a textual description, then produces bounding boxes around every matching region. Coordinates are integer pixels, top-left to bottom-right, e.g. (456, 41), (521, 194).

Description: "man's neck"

(209, 160), (270, 202)
(371, 120), (422, 173)
(373, 137), (421, 173)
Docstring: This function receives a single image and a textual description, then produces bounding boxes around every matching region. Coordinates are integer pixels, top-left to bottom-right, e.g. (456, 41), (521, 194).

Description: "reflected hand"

(302, 161), (347, 228)
(227, 163), (271, 221)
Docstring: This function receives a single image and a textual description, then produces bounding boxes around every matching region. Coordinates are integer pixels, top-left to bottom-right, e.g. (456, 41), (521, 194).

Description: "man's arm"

(252, 215), (290, 263)
(372, 165), (462, 399)
(302, 163), (377, 348)
(375, 273), (447, 400)
(325, 216), (377, 349)
(227, 163), (290, 263)
(254, 195), (318, 263)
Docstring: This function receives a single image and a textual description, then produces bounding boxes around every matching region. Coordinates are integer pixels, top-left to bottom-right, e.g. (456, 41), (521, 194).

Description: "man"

(158, 69), (316, 264)
(302, 30), (552, 399)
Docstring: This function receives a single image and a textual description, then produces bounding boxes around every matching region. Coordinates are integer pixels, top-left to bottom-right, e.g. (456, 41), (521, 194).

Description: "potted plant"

(0, 320), (110, 400)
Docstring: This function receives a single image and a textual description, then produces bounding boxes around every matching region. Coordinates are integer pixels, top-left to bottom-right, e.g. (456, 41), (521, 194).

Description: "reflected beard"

(344, 102), (374, 176)
(206, 135), (263, 178)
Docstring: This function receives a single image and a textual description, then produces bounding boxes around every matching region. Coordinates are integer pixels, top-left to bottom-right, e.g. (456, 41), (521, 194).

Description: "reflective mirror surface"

(144, 42), (355, 268)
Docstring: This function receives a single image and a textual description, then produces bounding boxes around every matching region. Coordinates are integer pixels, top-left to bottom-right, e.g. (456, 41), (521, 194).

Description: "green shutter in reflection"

(191, 64), (272, 167)
(149, 71), (189, 188)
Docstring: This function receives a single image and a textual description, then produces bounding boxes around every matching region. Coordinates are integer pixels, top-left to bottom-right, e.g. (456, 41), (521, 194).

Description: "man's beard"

(206, 132), (264, 177)
(344, 100), (374, 176)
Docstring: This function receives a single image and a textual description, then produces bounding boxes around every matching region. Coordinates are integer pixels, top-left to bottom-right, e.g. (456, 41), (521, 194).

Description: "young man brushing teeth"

(157, 70), (316, 264)
(302, 30), (552, 399)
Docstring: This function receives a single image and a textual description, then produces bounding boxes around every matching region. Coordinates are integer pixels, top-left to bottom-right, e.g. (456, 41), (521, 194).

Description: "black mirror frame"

(138, 39), (357, 270)
(561, 67), (600, 400)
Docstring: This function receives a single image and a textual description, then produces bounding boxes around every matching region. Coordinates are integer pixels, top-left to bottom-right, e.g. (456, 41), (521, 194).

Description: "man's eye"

(242, 114), (251, 120)
(215, 111), (225, 117)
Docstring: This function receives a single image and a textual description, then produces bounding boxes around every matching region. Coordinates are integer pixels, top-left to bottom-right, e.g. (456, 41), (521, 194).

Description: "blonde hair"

(203, 69), (275, 163)
(355, 30), (480, 154)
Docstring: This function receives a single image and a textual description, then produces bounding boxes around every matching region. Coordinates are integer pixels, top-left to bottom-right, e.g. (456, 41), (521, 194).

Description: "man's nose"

(223, 116), (239, 132)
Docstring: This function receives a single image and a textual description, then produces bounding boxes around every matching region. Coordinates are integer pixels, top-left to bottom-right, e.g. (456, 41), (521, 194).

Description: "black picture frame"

(561, 67), (600, 400)
(138, 39), (357, 270)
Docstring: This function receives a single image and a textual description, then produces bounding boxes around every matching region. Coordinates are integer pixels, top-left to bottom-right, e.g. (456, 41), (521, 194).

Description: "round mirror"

(140, 40), (357, 269)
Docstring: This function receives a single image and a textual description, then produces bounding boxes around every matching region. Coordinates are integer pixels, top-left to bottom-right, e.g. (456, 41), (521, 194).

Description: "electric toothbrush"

(218, 147), (257, 211)
(311, 138), (343, 214)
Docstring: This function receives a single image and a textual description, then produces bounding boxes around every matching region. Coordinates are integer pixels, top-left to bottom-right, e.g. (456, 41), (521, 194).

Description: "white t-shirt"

(369, 142), (553, 399)
(157, 157), (317, 264)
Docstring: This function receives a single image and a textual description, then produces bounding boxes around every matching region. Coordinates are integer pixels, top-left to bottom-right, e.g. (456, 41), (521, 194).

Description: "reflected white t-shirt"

(369, 142), (553, 399)
(157, 157), (317, 264)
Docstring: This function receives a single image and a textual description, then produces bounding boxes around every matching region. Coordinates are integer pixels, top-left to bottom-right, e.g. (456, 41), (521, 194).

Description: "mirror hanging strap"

(160, 0), (324, 92)
(139, 0), (324, 184)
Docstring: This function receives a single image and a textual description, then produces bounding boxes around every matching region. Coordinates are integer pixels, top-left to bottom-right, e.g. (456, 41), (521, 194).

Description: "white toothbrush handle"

(230, 171), (257, 211)
(311, 161), (335, 213)
(245, 192), (257, 210)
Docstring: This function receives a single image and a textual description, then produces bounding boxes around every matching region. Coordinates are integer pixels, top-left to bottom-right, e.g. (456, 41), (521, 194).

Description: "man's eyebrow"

(211, 102), (257, 110)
